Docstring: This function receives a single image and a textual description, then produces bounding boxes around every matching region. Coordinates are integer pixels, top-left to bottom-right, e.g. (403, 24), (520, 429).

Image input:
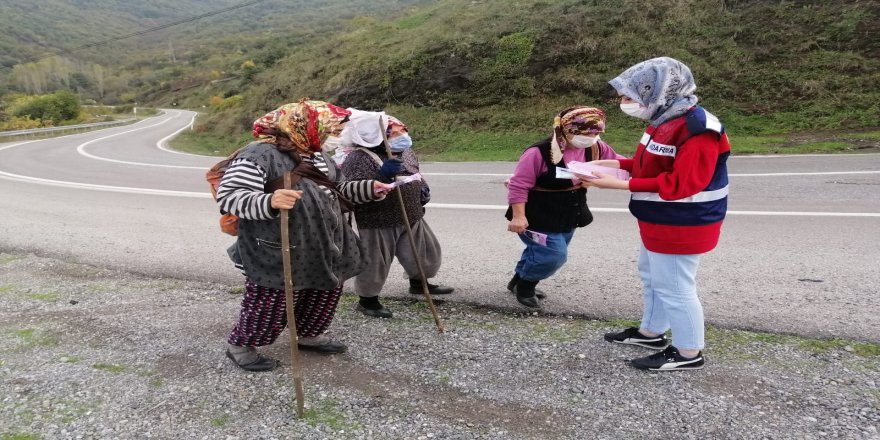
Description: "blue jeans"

(515, 230), (574, 282)
(638, 243), (705, 350)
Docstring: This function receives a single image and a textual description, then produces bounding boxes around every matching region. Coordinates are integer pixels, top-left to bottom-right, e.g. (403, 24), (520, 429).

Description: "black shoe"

(507, 273), (546, 299)
(409, 279), (455, 295)
(297, 336), (348, 354)
(225, 349), (279, 372)
(507, 273), (520, 291)
(604, 327), (669, 349)
(356, 303), (393, 318)
(631, 346), (705, 371)
(514, 278), (541, 308)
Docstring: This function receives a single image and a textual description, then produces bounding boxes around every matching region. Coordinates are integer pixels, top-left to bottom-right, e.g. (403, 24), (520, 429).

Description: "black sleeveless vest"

(505, 138), (593, 233)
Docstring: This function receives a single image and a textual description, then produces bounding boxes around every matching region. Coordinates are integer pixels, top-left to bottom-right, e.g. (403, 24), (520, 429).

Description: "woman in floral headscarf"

(505, 106), (624, 308)
(579, 57), (731, 372)
(216, 99), (392, 371)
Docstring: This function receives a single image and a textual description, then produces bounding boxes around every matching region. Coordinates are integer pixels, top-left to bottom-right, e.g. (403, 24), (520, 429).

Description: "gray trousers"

(354, 220), (442, 297)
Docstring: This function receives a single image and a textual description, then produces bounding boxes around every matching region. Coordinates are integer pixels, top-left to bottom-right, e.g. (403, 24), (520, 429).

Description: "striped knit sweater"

(217, 151), (376, 220)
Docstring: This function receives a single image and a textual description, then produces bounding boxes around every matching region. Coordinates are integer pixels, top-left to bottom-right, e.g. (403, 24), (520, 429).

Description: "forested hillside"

(0, 0), (430, 102)
(1, 0), (878, 156)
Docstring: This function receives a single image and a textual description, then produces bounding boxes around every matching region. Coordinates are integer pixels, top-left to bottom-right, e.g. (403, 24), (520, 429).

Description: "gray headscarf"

(608, 57), (698, 126)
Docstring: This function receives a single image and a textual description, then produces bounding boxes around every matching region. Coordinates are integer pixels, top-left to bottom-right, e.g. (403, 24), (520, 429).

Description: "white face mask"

(568, 135), (598, 149)
(620, 102), (653, 120)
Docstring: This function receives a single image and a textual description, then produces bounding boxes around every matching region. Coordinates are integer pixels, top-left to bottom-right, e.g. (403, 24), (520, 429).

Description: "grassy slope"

(169, 0), (879, 159)
(7, 0), (873, 159)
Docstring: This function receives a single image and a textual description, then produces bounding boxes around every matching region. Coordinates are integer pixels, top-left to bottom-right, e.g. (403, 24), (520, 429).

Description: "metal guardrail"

(0, 119), (137, 139)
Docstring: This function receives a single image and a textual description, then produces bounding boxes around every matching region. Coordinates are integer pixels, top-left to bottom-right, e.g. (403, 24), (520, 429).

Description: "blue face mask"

(389, 134), (413, 152)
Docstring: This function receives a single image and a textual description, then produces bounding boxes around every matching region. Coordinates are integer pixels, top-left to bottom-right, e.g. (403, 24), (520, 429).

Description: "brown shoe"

(226, 346), (279, 372)
(297, 335), (347, 354)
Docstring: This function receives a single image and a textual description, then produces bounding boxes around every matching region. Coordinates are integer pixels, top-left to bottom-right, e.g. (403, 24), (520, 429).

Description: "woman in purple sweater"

(505, 107), (624, 307)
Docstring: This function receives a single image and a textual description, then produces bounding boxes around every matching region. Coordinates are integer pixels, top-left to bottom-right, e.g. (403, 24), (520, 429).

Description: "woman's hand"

(372, 181), (395, 196)
(578, 172), (629, 190)
(508, 216), (528, 234)
(271, 189), (303, 210)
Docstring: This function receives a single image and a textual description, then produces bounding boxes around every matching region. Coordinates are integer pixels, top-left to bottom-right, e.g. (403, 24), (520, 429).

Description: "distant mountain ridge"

(1, 0), (878, 149)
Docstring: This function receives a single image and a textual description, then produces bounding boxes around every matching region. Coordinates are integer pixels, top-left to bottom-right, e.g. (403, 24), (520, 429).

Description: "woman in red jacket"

(577, 57), (730, 371)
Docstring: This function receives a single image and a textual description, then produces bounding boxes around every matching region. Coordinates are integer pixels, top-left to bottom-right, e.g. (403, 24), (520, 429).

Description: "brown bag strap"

(265, 172), (301, 193)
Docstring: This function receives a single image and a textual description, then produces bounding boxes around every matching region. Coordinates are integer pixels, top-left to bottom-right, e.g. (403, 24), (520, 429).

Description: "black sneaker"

(604, 327), (669, 349)
(631, 346), (705, 371)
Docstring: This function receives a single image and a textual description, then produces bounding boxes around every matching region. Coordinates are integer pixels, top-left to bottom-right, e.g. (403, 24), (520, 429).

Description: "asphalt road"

(1, 110), (878, 341)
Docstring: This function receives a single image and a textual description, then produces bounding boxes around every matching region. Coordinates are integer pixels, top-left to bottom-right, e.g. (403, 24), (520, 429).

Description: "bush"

(0, 115), (43, 130)
(10, 90), (81, 123)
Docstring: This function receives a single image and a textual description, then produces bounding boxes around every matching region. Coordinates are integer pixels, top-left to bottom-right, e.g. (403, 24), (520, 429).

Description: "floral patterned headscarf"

(253, 99), (351, 153)
(550, 106), (606, 163)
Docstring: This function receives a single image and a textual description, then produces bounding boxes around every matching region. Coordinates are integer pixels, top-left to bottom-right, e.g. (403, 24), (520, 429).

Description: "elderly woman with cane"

(341, 109), (454, 319)
(506, 106), (624, 308)
(216, 99), (392, 371)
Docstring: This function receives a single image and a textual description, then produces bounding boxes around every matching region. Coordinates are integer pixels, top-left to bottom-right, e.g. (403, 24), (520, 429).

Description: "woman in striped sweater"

(217, 100), (392, 371)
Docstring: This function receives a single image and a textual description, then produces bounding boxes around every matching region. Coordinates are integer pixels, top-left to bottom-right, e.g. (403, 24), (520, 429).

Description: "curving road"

(1, 110), (878, 341)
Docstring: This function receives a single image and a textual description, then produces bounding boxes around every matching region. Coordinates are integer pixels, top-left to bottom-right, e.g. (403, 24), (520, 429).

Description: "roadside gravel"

(1, 252), (878, 439)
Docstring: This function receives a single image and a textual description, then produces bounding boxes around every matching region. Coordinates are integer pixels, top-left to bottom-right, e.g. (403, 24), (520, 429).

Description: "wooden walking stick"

(280, 171), (306, 417)
(379, 116), (445, 333)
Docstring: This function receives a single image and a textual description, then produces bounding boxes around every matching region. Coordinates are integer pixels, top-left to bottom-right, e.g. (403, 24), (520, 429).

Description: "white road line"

(0, 169), (209, 198)
(156, 111), (215, 157)
(422, 172), (512, 177)
(75, 115), (207, 169)
(733, 153), (880, 158)
(0, 140), (40, 151)
(0, 172), (876, 217)
(729, 171), (879, 177)
(420, 171), (880, 178)
(426, 203), (880, 217)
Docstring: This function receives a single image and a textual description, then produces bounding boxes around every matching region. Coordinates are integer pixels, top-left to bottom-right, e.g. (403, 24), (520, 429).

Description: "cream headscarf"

(340, 108), (406, 148)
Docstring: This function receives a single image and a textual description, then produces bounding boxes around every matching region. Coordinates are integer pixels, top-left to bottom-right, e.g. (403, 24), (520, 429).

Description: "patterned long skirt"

(227, 279), (343, 347)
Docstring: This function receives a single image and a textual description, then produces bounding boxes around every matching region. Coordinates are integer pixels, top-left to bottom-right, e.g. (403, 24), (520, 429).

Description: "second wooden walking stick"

(379, 116), (445, 333)
(280, 171), (306, 417)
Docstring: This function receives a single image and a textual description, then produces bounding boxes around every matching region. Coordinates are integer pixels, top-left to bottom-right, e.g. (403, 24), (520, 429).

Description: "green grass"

(0, 255), (23, 264)
(211, 414), (230, 427)
(705, 327), (880, 359)
(302, 399), (363, 433)
(2, 433), (40, 440)
(227, 286), (245, 295)
(25, 293), (59, 302)
(167, 130), (251, 157)
(0, 285), (14, 294)
(7, 329), (59, 349)
(91, 363), (127, 373)
(169, 117), (878, 161)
